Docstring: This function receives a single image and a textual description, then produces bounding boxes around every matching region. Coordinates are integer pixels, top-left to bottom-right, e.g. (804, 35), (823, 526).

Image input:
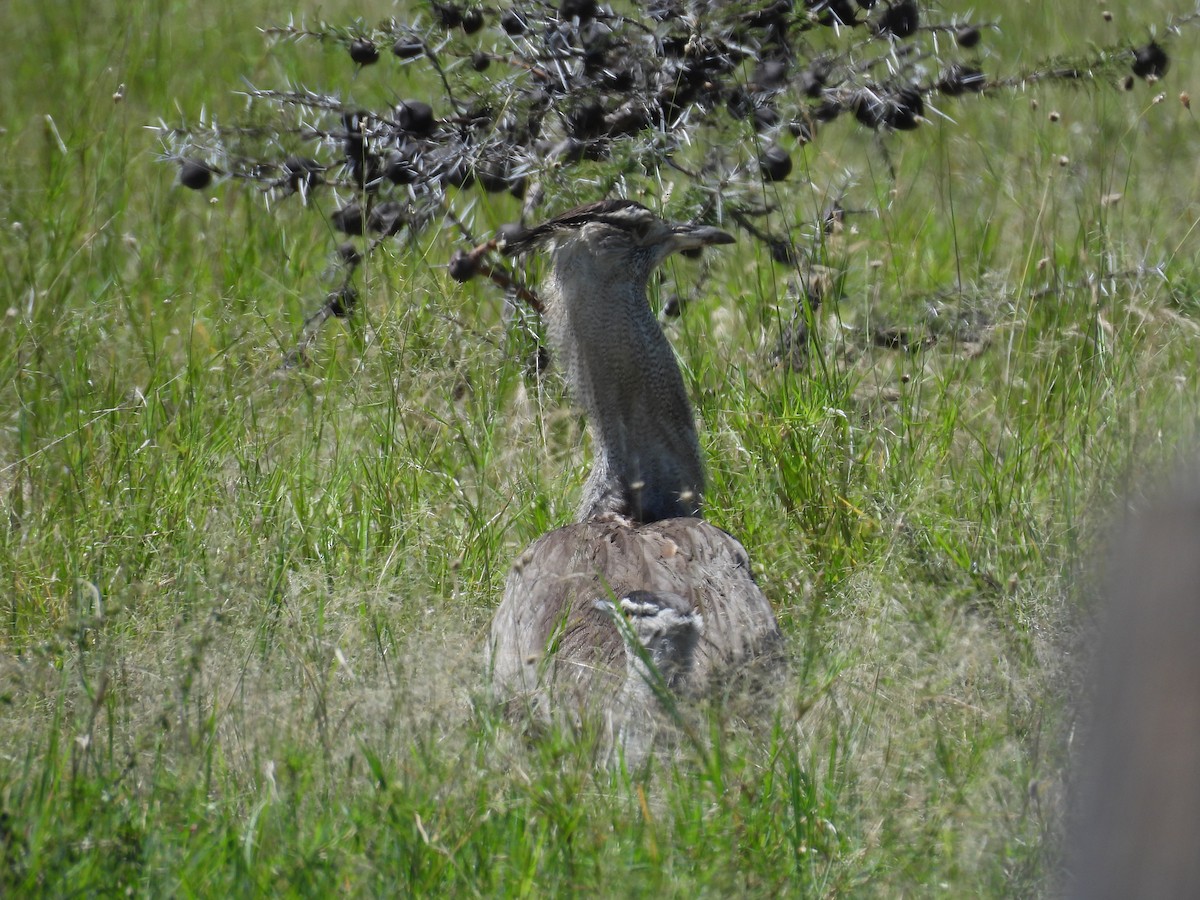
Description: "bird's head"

(500, 200), (734, 277)
(593, 590), (703, 688)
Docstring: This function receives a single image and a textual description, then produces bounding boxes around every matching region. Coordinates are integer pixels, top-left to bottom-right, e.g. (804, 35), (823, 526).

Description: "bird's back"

(489, 517), (784, 707)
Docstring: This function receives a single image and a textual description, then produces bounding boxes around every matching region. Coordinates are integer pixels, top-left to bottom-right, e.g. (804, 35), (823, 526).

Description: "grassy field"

(2, 0), (1199, 894)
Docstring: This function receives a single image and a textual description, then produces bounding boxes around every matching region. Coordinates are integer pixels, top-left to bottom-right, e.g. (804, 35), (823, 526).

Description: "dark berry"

(500, 10), (527, 35)
(955, 25), (981, 48)
(349, 38), (379, 66)
(461, 8), (484, 33)
(886, 87), (924, 129)
(754, 105), (781, 132)
(471, 51), (491, 72)
(283, 156), (323, 192)
(559, 0), (597, 21)
(331, 204), (365, 236)
(876, 0), (918, 39)
(799, 63), (829, 98)
(448, 249), (480, 282)
(853, 91), (887, 128)
(815, 99), (843, 123)
(440, 159), (474, 189)
(770, 240), (796, 265)
(759, 144), (792, 181)
(549, 137), (586, 164)
(179, 159), (215, 190)
(327, 285), (358, 318)
(526, 346), (551, 377)
(606, 104), (649, 137)
(434, 3), (462, 29)
(788, 118), (813, 143)
(753, 59), (788, 90)
(937, 64), (986, 96)
(368, 201), (406, 235)
(384, 151), (418, 185)
(475, 157), (511, 193)
(337, 243), (362, 265)
(397, 100), (436, 136)
(566, 102), (606, 140)
(393, 39), (424, 59)
(819, 0), (857, 27)
(604, 66), (635, 92)
(727, 87), (752, 120)
(1132, 42), (1169, 80)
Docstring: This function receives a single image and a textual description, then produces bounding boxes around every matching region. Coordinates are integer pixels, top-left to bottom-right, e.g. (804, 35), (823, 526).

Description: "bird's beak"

(671, 222), (735, 247)
(669, 222), (735, 258)
(591, 598), (618, 617)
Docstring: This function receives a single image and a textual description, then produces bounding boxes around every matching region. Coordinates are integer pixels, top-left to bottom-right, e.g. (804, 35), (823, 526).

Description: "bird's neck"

(544, 257), (705, 522)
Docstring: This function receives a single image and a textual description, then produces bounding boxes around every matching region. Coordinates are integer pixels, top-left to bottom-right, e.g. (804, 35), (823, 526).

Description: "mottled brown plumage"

(489, 517), (783, 704)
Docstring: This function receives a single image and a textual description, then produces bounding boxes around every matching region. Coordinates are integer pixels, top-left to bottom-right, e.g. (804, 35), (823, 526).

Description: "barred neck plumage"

(504, 200), (734, 523)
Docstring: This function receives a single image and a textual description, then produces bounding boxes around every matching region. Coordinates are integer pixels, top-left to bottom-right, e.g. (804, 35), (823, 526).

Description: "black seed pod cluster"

(1132, 42), (1169, 79)
(349, 39), (379, 66)
(876, 1), (919, 39)
(937, 64), (987, 96)
(159, 0), (1180, 353)
(759, 144), (793, 181)
(955, 25), (981, 48)
(179, 158), (216, 190)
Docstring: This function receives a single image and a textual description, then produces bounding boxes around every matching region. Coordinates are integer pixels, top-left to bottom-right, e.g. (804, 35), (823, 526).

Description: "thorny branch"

(154, 0), (1192, 364)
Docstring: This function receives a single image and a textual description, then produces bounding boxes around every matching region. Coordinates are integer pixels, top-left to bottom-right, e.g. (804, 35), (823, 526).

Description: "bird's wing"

(488, 518), (782, 701)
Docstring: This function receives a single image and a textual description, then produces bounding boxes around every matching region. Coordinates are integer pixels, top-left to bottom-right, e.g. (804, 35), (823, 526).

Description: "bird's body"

(489, 516), (782, 704)
(488, 201), (783, 757)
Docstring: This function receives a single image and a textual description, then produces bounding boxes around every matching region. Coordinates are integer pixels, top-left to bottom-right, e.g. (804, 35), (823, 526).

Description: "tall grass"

(2, 0), (1199, 894)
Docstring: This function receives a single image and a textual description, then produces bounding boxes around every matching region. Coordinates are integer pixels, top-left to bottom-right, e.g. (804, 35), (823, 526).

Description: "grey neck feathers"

(543, 240), (706, 524)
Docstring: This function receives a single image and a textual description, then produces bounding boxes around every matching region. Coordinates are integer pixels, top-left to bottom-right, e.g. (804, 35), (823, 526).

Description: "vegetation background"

(2, 0), (1198, 894)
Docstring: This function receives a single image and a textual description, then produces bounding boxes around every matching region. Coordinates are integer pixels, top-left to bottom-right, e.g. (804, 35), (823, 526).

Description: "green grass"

(2, 0), (1199, 894)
